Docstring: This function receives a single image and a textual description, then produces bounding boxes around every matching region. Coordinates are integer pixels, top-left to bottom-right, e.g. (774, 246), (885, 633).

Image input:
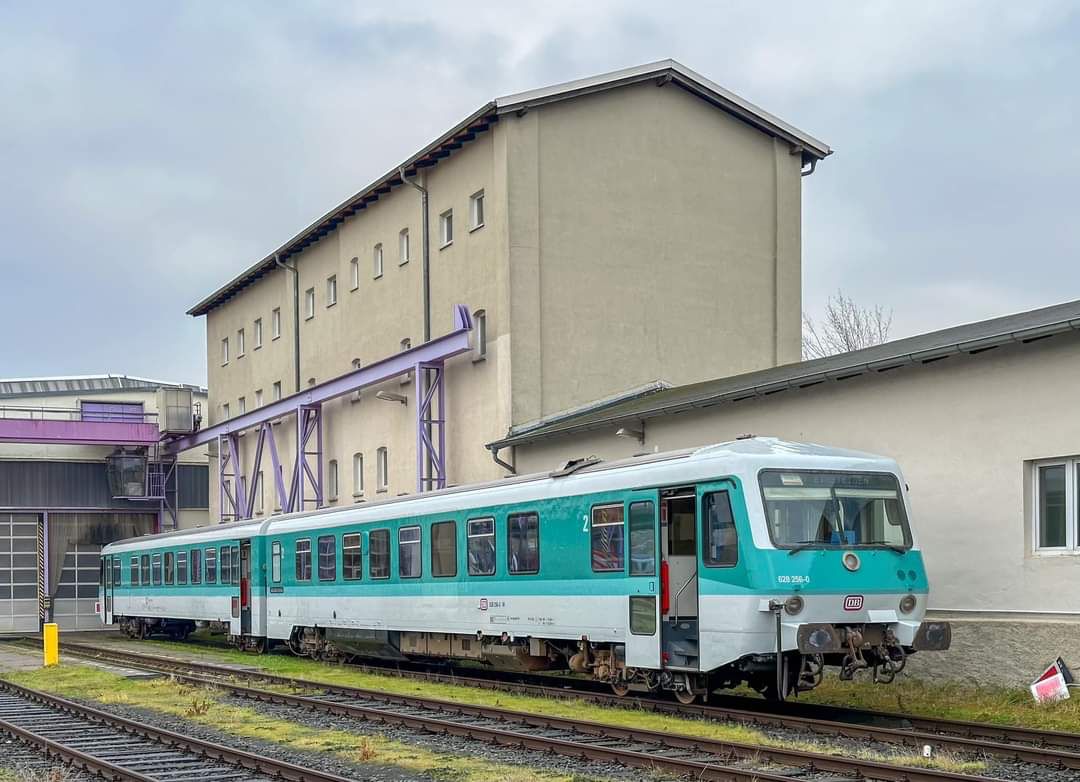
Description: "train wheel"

(137, 621), (151, 640)
(610, 682), (631, 697)
(673, 688), (697, 705)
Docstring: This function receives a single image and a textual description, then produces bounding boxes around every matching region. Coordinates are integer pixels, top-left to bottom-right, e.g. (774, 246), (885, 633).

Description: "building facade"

(491, 301), (1080, 686)
(188, 61), (829, 521)
(0, 375), (210, 632)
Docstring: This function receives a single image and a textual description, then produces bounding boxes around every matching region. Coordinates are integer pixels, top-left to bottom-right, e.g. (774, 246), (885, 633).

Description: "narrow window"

(272, 381), (282, 401)
(220, 546), (232, 585)
(590, 504), (625, 572)
(702, 491), (739, 567)
(399, 229), (409, 264)
(370, 529), (390, 579)
(177, 551), (188, 584)
(472, 309), (487, 361)
(191, 549), (202, 584)
(1038, 464), (1068, 549)
(352, 453), (364, 498)
(222, 402), (230, 420)
(130, 557), (139, 586)
(305, 288), (315, 319)
(205, 547), (217, 584)
(431, 521), (457, 578)
(377, 446), (388, 492)
(343, 534), (362, 580)
(295, 539), (312, 581)
(271, 541), (282, 583)
(628, 501), (656, 576)
(373, 243), (384, 278)
(398, 526), (421, 578)
(221, 337), (229, 365)
(507, 512), (539, 574)
(272, 307), (281, 339)
(152, 553), (163, 585)
(467, 518), (495, 576)
(318, 535), (336, 581)
(469, 190), (484, 230)
(629, 595), (657, 636)
(112, 557), (121, 588)
(255, 471), (265, 514)
(237, 328), (245, 357)
(350, 256), (360, 289)
(439, 210), (453, 247)
(254, 318), (263, 349)
(326, 274), (337, 307)
(231, 545), (240, 585)
(238, 396), (246, 415)
(141, 554), (150, 585)
(328, 459), (339, 501)
(255, 388), (263, 407)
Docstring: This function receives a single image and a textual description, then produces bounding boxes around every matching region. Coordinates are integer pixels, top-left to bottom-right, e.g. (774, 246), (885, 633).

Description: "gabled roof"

(188, 59), (830, 317)
(0, 374), (207, 398)
(487, 297), (1080, 451)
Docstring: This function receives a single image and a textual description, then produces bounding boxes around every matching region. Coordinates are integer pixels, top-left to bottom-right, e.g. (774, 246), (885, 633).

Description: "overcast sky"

(2, 2), (1078, 386)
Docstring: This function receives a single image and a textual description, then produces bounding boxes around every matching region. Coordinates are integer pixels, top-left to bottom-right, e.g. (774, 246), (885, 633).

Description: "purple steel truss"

(167, 305), (473, 522)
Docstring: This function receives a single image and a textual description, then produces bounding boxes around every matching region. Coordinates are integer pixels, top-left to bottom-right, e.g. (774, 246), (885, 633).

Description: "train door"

(239, 540), (251, 636)
(660, 487), (699, 669)
(623, 491), (661, 669)
(104, 555), (115, 624)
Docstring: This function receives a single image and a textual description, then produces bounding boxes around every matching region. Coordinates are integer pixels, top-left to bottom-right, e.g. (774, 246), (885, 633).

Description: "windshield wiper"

(787, 540), (826, 556)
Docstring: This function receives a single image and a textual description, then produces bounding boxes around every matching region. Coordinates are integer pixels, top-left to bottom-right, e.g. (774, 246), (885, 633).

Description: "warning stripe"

(37, 518), (45, 625)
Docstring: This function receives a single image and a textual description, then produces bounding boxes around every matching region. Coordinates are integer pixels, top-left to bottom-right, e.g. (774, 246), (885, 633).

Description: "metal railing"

(0, 405), (158, 424)
(671, 567), (697, 620)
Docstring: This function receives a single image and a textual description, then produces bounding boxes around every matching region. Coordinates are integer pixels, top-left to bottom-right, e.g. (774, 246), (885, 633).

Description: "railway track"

(0, 677), (357, 782)
(50, 641), (1075, 782)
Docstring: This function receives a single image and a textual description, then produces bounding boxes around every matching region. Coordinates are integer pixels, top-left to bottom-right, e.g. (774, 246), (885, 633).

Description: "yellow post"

(43, 623), (59, 667)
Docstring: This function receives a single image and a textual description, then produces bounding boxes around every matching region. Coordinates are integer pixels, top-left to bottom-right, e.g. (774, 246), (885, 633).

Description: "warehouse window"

(222, 403), (230, 421)
(254, 318), (263, 349)
(272, 307), (281, 339)
(590, 504), (624, 573)
(152, 553), (162, 585)
(326, 275), (337, 307)
(130, 557), (139, 586)
(220, 546), (232, 585)
(377, 447), (388, 492)
(467, 518), (495, 576)
(370, 529), (390, 579)
(140, 554), (150, 586)
(1033, 458), (1080, 553)
(352, 453), (364, 498)
(295, 539), (312, 581)
(350, 257), (359, 290)
(191, 550), (202, 584)
(271, 542), (282, 583)
(305, 288), (315, 319)
(439, 210), (453, 247)
(432, 521), (457, 578)
(399, 526), (421, 578)
(628, 501), (656, 576)
(255, 389), (263, 408)
(221, 337), (229, 365)
(318, 535), (336, 581)
(205, 548), (217, 584)
(343, 534), (362, 580)
(327, 459), (339, 501)
(472, 309), (486, 361)
(272, 381), (282, 401)
(399, 229), (409, 264)
(702, 491), (739, 567)
(177, 551), (188, 585)
(373, 243), (384, 278)
(508, 512), (539, 574)
(469, 190), (484, 230)
(237, 328), (245, 357)
(238, 396), (246, 415)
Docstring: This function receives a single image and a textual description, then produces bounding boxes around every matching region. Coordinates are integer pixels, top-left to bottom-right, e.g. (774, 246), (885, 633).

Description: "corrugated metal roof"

(187, 59), (830, 317)
(0, 374), (207, 398)
(488, 297), (1080, 451)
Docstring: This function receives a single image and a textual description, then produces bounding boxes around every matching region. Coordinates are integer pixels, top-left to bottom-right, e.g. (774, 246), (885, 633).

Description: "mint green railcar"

(100, 438), (951, 701)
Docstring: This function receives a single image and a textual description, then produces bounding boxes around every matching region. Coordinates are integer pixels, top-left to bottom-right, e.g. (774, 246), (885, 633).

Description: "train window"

(590, 504), (625, 572)
(100, 559), (107, 589)
(628, 501), (656, 576)
(220, 547), (232, 585)
(318, 536), (336, 581)
(702, 491), (738, 567)
(271, 542), (282, 583)
(152, 553), (163, 585)
(507, 512), (539, 575)
(343, 534), (362, 580)
(431, 521), (457, 578)
(398, 526), (421, 578)
(295, 539), (312, 581)
(177, 551), (188, 585)
(205, 548), (217, 584)
(370, 529), (390, 579)
(112, 557), (121, 588)
(191, 550), (202, 584)
(130, 557), (139, 586)
(467, 518), (495, 576)
(231, 545), (240, 585)
(164, 552), (174, 585)
(667, 496), (696, 556)
(141, 554), (150, 586)
(629, 595), (657, 635)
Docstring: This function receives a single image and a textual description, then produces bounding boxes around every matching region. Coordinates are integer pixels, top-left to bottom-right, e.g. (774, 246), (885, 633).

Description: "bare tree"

(802, 290), (893, 360)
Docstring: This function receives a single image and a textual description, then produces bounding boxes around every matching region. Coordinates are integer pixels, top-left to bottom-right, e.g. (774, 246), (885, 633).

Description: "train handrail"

(671, 567), (696, 619)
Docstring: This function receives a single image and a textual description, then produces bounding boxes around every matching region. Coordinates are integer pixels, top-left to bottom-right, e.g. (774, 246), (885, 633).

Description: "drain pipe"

(399, 167), (431, 343)
(275, 252), (301, 393)
(488, 445), (516, 475)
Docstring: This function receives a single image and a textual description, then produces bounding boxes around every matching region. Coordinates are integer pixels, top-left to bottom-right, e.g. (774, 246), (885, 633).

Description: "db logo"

(479, 598), (488, 611)
(843, 595), (864, 611)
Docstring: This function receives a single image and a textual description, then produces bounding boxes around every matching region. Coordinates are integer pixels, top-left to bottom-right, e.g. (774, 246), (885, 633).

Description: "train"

(97, 437), (951, 702)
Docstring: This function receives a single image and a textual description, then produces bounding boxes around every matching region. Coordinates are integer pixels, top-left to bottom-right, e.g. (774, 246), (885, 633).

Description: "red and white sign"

(843, 595), (864, 611)
(1031, 658), (1073, 704)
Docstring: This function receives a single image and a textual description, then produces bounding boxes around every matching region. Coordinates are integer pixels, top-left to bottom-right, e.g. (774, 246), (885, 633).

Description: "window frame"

(271, 541), (282, 583)
(439, 209), (453, 247)
(304, 287), (315, 320)
(507, 512), (540, 575)
(702, 490), (739, 568)
(398, 525), (422, 579)
(399, 228), (410, 265)
(237, 328), (245, 357)
(318, 535), (336, 582)
(369, 528), (390, 579)
(326, 274), (338, 307)
(431, 520), (457, 578)
(590, 503), (626, 573)
(467, 517), (496, 576)
(191, 549), (202, 585)
(373, 243), (384, 279)
(350, 256), (360, 290)
(272, 307), (282, 340)
(176, 550), (188, 585)
(130, 556), (139, 586)
(469, 190), (484, 231)
(472, 309), (486, 362)
(352, 452), (364, 498)
(628, 500), (656, 577)
(151, 552), (162, 586)
(254, 318), (263, 349)
(295, 538), (312, 582)
(221, 337), (229, 366)
(205, 547), (217, 584)
(1032, 458), (1079, 554)
(220, 546), (232, 586)
(327, 458), (339, 501)
(343, 533), (362, 580)
(272, 381), (282, 401)
(376, 446), (388, 492)
(140, 554), (150, 585)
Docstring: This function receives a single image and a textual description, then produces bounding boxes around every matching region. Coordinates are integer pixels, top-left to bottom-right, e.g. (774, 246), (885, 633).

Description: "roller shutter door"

(0, 514), (41, 633)
(53, 542), (103, 631)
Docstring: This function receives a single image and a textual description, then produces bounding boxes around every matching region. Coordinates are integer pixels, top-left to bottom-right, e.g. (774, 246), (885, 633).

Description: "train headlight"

(784, 595), (805, 616)
(842, 552), (861, 572)
(899, 594), (917, 614)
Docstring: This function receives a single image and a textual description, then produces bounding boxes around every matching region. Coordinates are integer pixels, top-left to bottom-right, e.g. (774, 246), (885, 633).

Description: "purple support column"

(229, 432), (247, 516)
(264, 422), (290, 512)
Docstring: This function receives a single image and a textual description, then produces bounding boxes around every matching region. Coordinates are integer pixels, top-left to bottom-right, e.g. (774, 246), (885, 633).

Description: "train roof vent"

(550, 456), (602, 478)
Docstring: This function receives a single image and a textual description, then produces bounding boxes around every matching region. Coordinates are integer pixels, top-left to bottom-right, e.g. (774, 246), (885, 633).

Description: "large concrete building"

(0, 375), (210, 633)
(188, 60), (829, 520)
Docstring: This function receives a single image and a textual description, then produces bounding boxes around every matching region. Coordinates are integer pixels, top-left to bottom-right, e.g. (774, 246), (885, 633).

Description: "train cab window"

(177, 551), (188, 585)
(702, 491), (738, 567)
(431, 521), (457, 578)
(205, 548), (217, 584)
(271, 542), (282, 583)
(343, 534), (362, 580)
(667, 495), (696, 556)
(220, 547), (232, 585)
(141, 554), (150, 586)
(231, 545), (240, 585)
(370, 529), (390, 579)
(164, 552), (174, 585)
(590, 504), (625, 572)
(398, 526), (421, 578)
(130, 557), (139, 586)
(318, 536), (336, 581)
(152, 553), (163, 585)
(507, 512), (539, 574)
(628, 501), (656, 576)
(467, 518), (495, 576)
(295, 539), (312, 581)
(191, 550), (202, 584)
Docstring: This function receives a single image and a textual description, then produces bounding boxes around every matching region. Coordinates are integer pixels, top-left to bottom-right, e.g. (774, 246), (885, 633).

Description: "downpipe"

(274, 253), (301, 393)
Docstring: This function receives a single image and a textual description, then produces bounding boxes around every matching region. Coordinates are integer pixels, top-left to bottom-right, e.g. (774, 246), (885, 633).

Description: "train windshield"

(759, 470), (912, 550)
